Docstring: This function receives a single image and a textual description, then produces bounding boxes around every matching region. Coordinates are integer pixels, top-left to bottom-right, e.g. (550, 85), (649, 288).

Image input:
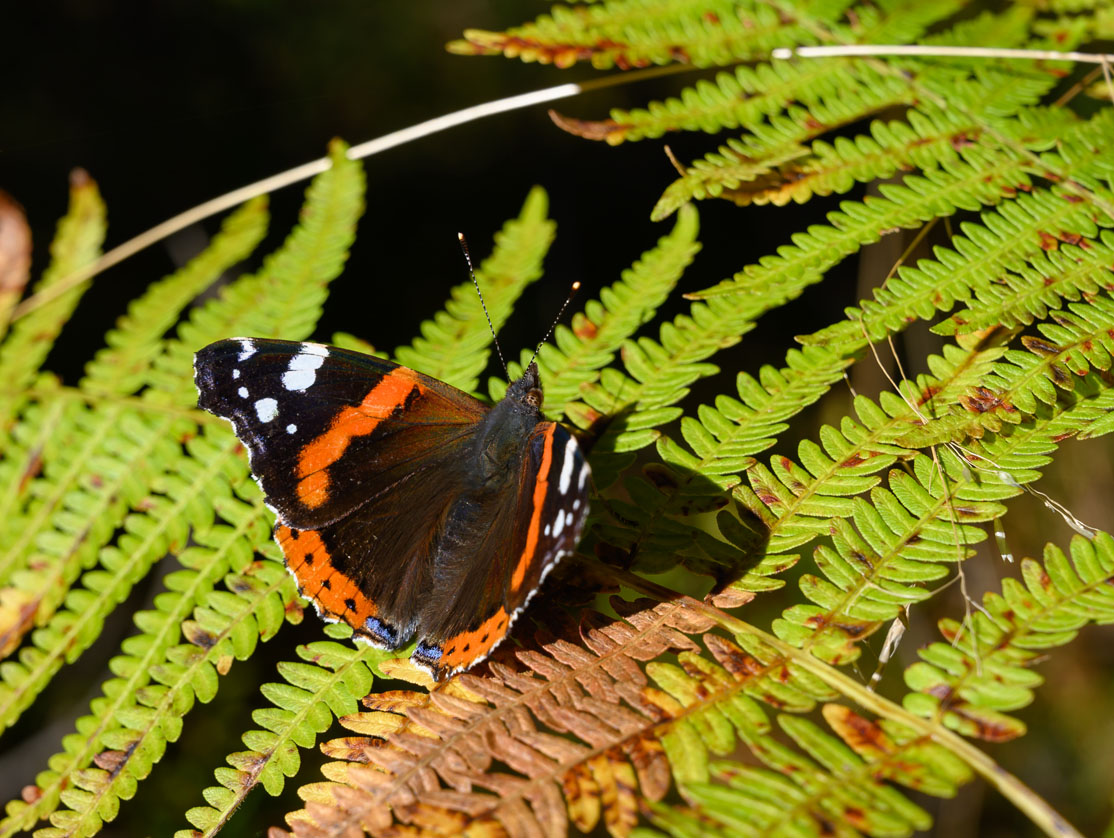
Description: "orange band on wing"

(295, 369), (421, 509)
(276, 525), (378, 626)
(435, 608), (510, 671)
(509, 423), (557, 594)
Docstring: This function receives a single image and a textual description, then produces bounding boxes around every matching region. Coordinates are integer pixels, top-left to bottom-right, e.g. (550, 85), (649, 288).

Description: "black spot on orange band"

(275, 524), (378, 627)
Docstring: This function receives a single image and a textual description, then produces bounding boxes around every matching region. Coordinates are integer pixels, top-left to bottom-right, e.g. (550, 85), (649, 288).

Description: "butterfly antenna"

(526, 280), (580, 369)
(458, 232), (508, 376)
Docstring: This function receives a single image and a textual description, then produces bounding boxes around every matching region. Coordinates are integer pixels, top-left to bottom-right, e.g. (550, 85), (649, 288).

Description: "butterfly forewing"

(194, 338), (487, 529)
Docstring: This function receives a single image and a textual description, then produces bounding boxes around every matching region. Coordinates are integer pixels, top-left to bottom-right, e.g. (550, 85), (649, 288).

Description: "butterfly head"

(505, 362), (543, 413)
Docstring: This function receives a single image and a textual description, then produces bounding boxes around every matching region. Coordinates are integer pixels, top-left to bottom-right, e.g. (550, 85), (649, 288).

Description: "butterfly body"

(194, 338), (589, 679)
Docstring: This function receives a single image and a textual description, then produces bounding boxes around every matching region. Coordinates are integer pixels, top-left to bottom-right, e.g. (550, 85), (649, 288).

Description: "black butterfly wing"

(411, 421), (591, 679)
(194, 338), (488, 529)
(274, 459), (461, 649)
(196, 337), (490, 647)
(197, 339), (591, 675)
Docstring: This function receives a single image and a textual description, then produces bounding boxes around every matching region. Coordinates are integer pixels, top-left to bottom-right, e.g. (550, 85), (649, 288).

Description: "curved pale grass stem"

(11, 65), (689, 322)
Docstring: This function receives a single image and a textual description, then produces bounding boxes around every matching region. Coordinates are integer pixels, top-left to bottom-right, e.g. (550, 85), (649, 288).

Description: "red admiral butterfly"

(194, 336), (590, 680)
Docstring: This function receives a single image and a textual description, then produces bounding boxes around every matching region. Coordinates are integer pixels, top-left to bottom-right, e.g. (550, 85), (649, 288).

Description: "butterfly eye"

(525, 388), (542, 409)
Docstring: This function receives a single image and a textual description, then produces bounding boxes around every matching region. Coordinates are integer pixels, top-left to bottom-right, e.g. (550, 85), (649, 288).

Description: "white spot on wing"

(544, 523), (551, 537)
(286, 423), (297, 434)
(282, 350), (327, 392)
(578, 464), (589, 490)
(558, 437), (576, 493)
(238, 339), (256, 361)
(282, 369), (315, 391)
(553, 509), (566, 537)
(232, 369), (240, 379)
(255, 397), (279, 423)
(238, 386), (248, 398)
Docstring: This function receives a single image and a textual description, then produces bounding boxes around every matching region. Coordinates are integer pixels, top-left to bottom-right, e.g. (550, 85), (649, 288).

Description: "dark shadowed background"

(2, 2), (1112, 837)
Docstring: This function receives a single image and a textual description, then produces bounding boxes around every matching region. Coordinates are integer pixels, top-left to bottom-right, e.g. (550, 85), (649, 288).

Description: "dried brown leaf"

(286, 599), (752, 838)
(0, 189), (31, 336)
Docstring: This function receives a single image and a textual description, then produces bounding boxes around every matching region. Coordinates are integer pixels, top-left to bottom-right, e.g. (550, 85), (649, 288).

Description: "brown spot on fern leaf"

(0, 587), (37, 658)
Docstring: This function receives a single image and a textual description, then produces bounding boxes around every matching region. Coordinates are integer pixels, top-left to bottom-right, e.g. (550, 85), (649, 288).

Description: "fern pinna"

(2, 0), (1114, 836)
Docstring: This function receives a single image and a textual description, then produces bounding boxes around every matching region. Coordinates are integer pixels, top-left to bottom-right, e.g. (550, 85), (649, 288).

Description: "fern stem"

(602, 564), (1086, 838)
(773, 44), (1114, 66)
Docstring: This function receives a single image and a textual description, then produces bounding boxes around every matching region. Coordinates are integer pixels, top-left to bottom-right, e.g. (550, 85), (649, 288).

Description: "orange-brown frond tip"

(548, 109), (624, 142)
(377, 655), (435, 688)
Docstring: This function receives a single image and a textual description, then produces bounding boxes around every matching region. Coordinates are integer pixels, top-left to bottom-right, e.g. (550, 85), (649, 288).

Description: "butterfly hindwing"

(194, 338), (487, 529)
(412, 421), (591, 679)
(277, 445), (475, 647)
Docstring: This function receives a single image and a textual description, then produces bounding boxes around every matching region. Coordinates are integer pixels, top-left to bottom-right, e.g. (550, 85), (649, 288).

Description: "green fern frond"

(935, 233), (1114, 338)
(643, 10), (1051, 216)
(773, 472), (996, 665)
(722, 364), (1114, 611)
(82, 196), (270, 393)
(690, 145), (1045, 301)
(0, 406), (198, 682)
(557, 58), (906, 146)
(668, 88), (1064, 214)
(904, 531), (1114, 742)
(956, 296), (1114, 426)
(394, 186), (555, 394)
(566, 237), (848, 457)
(649, 69), (922, 218)
(8, 489), (293, 838)
(590, 344), (852, 578)
(574, 0), (991, 148)
(448, 0), (822, 70)
(160, 140), (364, 379)
(640, 703), (971, 838)
(0, 170), (105, 404)
(0, 142), (364, 835)
(803, 186), (1113, 350)
(593, 334), (1000, 588)
(496, 203), (700, 418)
(183, 638), (380, 838)
(0, 143), (362, 715)
(729, 339), (1004, 544)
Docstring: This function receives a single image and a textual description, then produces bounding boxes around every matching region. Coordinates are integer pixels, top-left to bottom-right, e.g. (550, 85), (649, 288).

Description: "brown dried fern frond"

(280, 596), (733, 838)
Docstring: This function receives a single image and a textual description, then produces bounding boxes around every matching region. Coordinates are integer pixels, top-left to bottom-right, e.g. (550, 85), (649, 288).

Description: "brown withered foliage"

(0, 189), (31, 339)
(277, 598), (721, 838)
